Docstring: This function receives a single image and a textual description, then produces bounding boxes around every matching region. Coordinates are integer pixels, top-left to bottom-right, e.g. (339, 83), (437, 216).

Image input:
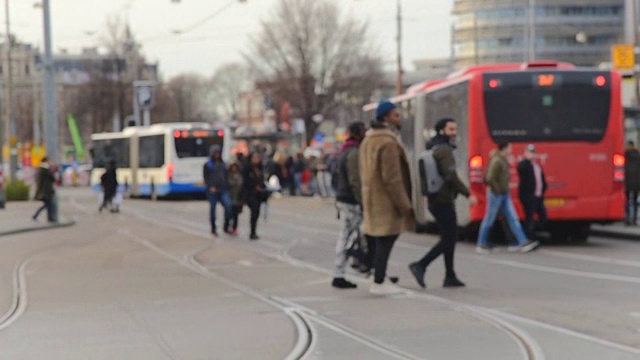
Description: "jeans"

(626, 190), (638, 223)
(477, 191), (527, 247)
(335, 202), (363, 278)
(207, 191), (232, 232)
(418, 202), (458, 278)
(520, 194), (547, 239)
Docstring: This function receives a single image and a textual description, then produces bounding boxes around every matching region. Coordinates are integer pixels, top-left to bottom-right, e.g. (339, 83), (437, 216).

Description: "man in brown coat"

(360, 99), (415, 296)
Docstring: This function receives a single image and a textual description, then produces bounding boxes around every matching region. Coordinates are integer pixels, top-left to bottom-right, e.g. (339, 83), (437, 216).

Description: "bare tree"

(247, 0), (385, 142)
(205, 63), (250, 121)
(166, 74), (207, 122)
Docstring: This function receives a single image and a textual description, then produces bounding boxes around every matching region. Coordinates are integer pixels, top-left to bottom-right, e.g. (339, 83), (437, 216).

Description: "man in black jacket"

(332, 122), (366, 289)
(517, 144), (547, 240)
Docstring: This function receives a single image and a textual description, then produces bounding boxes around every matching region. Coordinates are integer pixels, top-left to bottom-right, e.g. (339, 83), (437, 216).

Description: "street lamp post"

(4, 0), (16, 182)
(527, 0), (536, 62)
(395, 0), (403, 95)
(42, 0), (58, 163)
(631, 0), (640, 106)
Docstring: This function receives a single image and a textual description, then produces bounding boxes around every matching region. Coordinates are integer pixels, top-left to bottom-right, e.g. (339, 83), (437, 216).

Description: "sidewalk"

(0, 200), (75, 237)
(591, 222), (640, 239)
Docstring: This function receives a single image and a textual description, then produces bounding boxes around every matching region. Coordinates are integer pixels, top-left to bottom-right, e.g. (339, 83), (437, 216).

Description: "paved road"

(0, 188), (639, 359)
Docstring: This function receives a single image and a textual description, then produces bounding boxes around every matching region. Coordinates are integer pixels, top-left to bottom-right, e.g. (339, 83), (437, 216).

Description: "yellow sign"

(612, 44), (635, 70)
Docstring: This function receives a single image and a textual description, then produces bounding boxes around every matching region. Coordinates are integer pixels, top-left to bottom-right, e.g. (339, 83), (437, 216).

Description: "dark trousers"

(100, 189), (116, 210)
(364, 234), (398, 284)
(247, 199), (261, 236)
(418, 203), (457, 278)
(33, 198), (55, 222)
(231, 205), (243, 230)
(520, 194), (547, 239)
(626, 190), (639, 224)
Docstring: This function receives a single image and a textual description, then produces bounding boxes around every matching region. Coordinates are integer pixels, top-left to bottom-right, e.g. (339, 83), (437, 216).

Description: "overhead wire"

(138, 0), (236, 43)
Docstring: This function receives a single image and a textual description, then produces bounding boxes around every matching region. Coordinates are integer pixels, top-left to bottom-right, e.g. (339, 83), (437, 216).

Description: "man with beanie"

(360, 100), (415, 296)
(332, 121), (366, 289)
(409, 118), (477, 289)
(203, 147), (232, 236)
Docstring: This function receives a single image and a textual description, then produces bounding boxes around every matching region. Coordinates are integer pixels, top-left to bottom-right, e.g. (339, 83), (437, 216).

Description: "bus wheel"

(150, 182), (158, 201)
(570, 222), (590, 243)
(549, 225), (570, 243)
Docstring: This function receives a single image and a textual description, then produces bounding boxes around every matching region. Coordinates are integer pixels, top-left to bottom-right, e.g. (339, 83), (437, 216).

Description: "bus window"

(483, 71), (610, 143)
(139, 135), (165, 168)
(92, 138), (130, 168)
(175, 135), (224, 158)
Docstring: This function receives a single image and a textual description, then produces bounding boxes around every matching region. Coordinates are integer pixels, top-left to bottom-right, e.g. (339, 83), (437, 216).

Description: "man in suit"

(517, 144), (547, 240)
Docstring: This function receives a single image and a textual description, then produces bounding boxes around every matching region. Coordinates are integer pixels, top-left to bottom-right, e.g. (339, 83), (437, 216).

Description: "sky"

(6, 0), (454, 79)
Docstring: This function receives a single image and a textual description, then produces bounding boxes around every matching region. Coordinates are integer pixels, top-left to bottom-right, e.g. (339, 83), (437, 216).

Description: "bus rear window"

(483, 71), (611, 143)
(175, 136), (223, 158)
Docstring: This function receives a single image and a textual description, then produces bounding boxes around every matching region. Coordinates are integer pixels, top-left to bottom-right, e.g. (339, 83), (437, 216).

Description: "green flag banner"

(66, 113), (85, 160)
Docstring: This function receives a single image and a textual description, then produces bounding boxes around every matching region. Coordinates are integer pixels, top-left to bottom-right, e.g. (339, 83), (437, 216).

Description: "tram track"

(126, 208), (542, 359)
(111, 199), (640, 358)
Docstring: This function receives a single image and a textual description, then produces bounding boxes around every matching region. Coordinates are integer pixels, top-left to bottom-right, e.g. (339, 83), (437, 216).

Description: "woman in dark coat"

(33, 156), (57, 222)
(242, 152), (267, 240)
(99, 160), (118, 212)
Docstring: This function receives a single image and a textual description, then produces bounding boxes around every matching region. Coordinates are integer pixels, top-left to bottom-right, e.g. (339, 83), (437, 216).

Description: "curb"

(0, 218), (76, 237)
(591, 228), (640, 241)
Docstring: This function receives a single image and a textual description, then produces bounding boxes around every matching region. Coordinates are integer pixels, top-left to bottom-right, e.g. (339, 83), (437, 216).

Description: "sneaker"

(369, 281), (403, 296)
(408, 262), (426, 288)
(443, 277), (466, 288)
(249, 234), (260, 240)
(520, 240), (540, 253)
(231, 229), (238, 236)
(331, 278), (357, 289)
(507, 245), (521, 253)
(223, 228), (233, 235)
(475, 245), (492, 254)
(211, 231), (219, 237)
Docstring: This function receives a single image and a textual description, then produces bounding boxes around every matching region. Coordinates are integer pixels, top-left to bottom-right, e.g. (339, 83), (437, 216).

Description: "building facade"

(452, 0), (625, 69)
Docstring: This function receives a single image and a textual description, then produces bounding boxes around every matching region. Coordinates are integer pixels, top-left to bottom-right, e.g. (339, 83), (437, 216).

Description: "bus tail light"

(613, 154), (625, 167)
(469, 155), (484, 184)
(167, 162), (175, 181)
(217, 130), (224, 137)
(613, 154), (625, 182)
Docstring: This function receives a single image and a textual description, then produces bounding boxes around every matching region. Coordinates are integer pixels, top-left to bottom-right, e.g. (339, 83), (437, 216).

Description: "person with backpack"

(203, 146), (232, 237)
(408, 118), (477, 289)
(331, 122), (366, 289)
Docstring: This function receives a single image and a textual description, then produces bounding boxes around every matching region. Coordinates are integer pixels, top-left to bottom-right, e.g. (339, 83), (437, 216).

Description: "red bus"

(364, 61), (625, 241)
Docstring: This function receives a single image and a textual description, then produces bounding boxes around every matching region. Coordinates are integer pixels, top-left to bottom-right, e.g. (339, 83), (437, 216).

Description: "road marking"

(467, 256), (640, 284)
(539, 249), (640, 268)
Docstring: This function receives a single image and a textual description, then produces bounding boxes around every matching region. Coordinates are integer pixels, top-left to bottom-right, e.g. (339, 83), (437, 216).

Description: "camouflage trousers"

(335, 202), (363, 278)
